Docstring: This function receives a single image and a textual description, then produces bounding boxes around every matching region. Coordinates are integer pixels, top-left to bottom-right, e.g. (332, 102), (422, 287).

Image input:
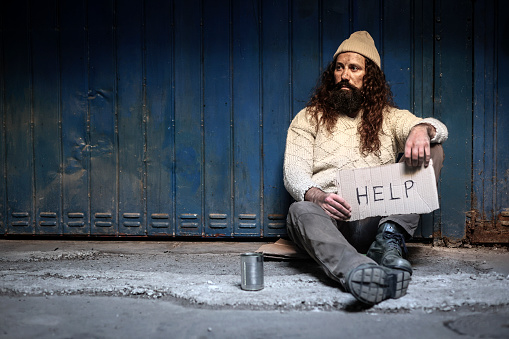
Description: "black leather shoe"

(346, 263), (411, 305)
(367, 222), (413, 274)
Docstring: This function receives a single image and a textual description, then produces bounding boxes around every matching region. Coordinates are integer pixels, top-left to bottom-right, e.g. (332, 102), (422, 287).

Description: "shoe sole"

(347, 266), (411, 305)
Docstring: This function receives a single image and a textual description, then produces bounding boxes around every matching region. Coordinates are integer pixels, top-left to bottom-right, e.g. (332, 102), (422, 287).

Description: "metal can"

(240, 252), (264, 291)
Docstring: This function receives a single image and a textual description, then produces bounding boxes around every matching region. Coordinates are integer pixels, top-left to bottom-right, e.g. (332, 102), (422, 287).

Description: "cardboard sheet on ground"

(256, 239), (308, 260)
(336, 160), (439, 221)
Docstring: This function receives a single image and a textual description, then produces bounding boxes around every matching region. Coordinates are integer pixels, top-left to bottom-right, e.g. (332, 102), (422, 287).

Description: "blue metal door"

(470, 0), (509, 243)
(0, 0), (506, 241)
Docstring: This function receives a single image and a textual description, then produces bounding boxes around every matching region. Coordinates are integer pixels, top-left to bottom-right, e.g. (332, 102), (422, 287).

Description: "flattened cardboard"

(256, 239), (308, 260)
(336, 160), (439, 221)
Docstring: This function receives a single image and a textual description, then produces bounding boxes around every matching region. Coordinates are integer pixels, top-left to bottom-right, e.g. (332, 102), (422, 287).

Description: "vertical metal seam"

(289, 0), (293, 118)
(0, 2), (7, 232)
(472, 0), (480, 217)
(200, 0), (206, 236)
(28, 0), (35, 233)
(229, 0), (234, 236)
(348, 0), (353, 33)
(480, 0), (487, 218)
(379, 0), (384, 69)
(409, 0), (415, 114)
(481, 0), (488, 218)
(258, 0), (263, 236)
(85, 0), (91, 234)
(432, 0), (441, 238)
(113, 0), (119, 236)
(56, 0), (63, 232)
(491, 0), (498, 215)
(142, 0), (148, 234)
(171, 0), (176, 236)
(318, 0), (323, 77)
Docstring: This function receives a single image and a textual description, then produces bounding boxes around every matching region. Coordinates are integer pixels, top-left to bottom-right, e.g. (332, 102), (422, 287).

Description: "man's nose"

(341, 69), (350, 81)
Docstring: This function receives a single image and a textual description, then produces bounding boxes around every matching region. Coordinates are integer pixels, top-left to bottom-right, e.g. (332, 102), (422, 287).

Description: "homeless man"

(283, 31), (448, 305)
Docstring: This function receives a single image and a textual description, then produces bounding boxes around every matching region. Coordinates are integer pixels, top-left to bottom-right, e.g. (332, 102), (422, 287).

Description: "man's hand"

(404, 124), (435, 167)
(305, 187), (351, 221)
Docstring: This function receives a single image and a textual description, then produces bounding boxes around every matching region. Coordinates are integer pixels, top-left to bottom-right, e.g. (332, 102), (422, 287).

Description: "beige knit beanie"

(333, 31), (381, 69)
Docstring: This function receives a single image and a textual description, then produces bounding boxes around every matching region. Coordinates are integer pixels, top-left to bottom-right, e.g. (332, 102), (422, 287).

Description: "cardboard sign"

(336, 160), (439, 221)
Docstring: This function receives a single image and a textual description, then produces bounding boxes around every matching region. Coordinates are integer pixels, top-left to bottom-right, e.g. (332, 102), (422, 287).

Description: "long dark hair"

(306, 57), (395, 156)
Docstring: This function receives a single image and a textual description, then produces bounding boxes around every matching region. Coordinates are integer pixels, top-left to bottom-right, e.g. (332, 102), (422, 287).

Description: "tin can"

(240, 252), (264, 291)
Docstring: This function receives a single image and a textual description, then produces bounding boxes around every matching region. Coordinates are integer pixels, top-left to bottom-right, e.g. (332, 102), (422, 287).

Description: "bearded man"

(283, 31), (448, 305)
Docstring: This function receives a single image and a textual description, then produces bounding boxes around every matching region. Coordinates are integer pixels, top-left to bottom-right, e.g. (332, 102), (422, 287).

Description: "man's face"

(329, 52), (366, 117)
(333, 52), (366, 90)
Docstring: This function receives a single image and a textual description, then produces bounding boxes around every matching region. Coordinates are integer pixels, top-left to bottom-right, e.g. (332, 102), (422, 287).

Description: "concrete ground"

(1, 238), (509, 338)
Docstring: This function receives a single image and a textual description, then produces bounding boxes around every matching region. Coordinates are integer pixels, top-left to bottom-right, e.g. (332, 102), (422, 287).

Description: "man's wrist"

(414, 123), (436, 139)
(304, 187), (323, 202)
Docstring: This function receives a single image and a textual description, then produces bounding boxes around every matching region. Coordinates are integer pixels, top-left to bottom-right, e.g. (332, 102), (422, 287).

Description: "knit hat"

(333, 31), (381, 69)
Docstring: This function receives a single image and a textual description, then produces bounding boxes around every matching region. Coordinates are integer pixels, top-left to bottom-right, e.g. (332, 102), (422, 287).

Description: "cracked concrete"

(1, 239), (509, 338)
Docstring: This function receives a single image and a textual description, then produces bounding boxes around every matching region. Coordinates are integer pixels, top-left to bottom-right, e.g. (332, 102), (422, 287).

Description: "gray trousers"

(286, 144), (444, 287)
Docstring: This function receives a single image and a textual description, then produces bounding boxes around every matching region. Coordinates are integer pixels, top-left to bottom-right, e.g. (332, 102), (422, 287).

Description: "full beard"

(329, 80), (363, 117)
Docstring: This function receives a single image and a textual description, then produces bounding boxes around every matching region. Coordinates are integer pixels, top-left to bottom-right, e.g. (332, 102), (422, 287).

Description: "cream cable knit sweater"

(283, 107), (448, 202)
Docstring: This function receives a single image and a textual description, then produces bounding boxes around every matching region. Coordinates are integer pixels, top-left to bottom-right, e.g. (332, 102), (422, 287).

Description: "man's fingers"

(424, 144), (431, 167)
(323, 203), (350, 219)
(412, 146), (419, 166)
(323, 194), (351, 219)
(323, 208), (347, 221)
(405, 142), (430, 167)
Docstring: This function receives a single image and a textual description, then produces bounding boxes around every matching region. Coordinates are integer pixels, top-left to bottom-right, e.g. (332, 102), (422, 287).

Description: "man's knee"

(287, 201), (330, 231)
(288, 201), (321, 217)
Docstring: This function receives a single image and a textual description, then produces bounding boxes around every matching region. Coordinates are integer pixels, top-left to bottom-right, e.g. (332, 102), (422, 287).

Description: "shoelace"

(383, 232), (408, 257)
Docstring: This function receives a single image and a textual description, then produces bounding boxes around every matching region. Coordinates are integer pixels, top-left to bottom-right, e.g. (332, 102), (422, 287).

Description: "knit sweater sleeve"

(283, 109), (318, 201)
(387, 108), (449, 153)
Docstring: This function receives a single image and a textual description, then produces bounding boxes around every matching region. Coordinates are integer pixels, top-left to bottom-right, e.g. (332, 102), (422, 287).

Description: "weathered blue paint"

(291, 0), (321, 117)
(232, 0), (262, 236)
(88, 0), (118, 235)
(32, 0), (62, 235)
(0, 0), (506, 240)
(174, 0), (203, 236)
(410, 0), (436, 238)
(203, 0), (232, 236)
(321, 0), (351, 68)
(117, 0), (145, 235)
(495, 2), (509, 220)
(4, 0), (33, 235)
(261, 1), (293, 237)
(61, 0), (89, 235)
(0, 1), (4, 235)
(261, 0), (292, 237)
(434, 0), (473, 240)
(473, 0), (509, 232)
(144, 0), (174, 236)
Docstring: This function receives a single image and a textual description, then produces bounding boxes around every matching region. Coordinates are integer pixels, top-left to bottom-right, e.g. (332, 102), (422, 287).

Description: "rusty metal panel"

(1, 0), (504, 240)
(470, 0), (509, 243)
